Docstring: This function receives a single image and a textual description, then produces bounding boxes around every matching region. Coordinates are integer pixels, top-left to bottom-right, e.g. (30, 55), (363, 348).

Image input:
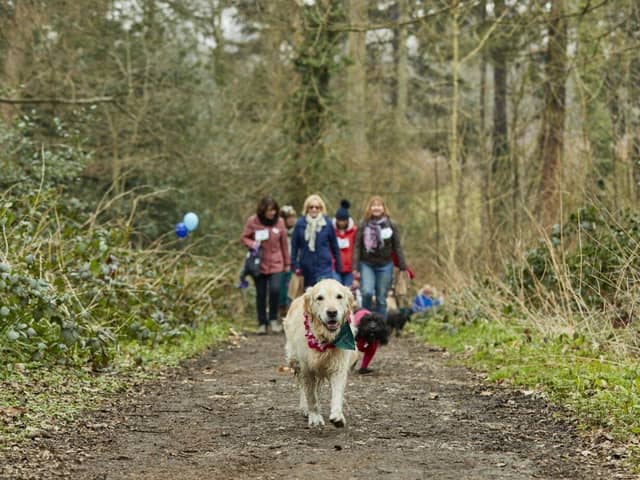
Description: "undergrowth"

(410, 279), (640, 469)
(0, 118), (240, 446)
(411, 210), (640, 469)
(0, 118), (237, 369)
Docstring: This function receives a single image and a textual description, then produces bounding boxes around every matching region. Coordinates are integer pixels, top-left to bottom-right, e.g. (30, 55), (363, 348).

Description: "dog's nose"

(326, 309), (338, 319)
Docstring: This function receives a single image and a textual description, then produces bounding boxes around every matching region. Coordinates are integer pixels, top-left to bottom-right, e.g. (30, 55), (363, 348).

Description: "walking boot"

(270, 320), (283, 333)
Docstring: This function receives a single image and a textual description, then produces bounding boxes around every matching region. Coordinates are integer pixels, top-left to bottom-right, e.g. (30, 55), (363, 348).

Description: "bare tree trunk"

(510, 69), (527, 239)
(434, 155), (441, 264)
(538, 0), (568, 224)
(104, 107), (122, 195)
(395, 0), (409, 146)
(211, 1), (227, 86)
(479, 0), (490, 250)
(625, 1), (640, 202)
(346, 0), (368, 170)
(0, 1), (40, 124)
(490, 0), (509, 234)
(606, 77), (622, 210)
(448, 1), (464, 264)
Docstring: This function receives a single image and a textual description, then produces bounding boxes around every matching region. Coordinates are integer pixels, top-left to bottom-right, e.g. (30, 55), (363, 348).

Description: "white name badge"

(338, 238), (350, 249)
(255, 229), (269, 241)
(380, 227), (393, 240)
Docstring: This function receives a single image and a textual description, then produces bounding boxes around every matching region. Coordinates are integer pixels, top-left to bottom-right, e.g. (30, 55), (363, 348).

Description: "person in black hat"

(332, 199), (358, 288)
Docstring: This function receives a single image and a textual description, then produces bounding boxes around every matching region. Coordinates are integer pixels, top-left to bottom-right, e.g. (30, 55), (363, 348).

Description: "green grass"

(0, 319), (232, 447)
(118, 320), (232, 369)
(410, 316), (640, 468)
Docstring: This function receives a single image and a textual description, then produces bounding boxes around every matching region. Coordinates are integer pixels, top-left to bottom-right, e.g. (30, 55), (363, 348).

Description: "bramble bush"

(0, 117), (229, 369)
(505, 206), (640, 325)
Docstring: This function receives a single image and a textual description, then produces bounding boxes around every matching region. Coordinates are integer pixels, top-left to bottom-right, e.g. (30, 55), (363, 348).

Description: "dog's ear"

(303, 288), (312, 315)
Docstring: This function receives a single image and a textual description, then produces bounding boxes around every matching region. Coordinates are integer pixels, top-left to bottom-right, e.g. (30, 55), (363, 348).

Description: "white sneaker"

(270, 320), (283, 333)
(257, 324), (267, 335)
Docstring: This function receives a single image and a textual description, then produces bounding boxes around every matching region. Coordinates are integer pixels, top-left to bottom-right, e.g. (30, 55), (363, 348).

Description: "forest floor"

(1, 330), (636, 480)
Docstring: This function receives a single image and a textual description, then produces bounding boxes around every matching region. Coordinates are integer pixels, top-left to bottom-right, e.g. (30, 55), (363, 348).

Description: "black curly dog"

(385, 307), (413, 336)
(355, 310), (390, 345)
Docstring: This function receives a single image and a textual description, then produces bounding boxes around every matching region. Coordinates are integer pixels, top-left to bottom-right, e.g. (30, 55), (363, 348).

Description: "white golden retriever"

(283, 278), (358, 428)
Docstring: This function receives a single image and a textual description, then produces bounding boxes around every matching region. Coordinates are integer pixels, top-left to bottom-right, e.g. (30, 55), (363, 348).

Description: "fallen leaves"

(0, 406), (27, 418)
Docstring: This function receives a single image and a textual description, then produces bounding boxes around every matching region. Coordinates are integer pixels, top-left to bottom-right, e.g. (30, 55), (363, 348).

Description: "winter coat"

(333, 218), (357, 274)
(352, 218), (406, 270)
(240, 215), (290, 275)
(291, 215), (341, 287)
(412, 294), (441, 313)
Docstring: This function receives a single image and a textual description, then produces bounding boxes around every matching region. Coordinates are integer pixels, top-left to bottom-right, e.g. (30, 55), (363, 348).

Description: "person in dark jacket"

(278, 205), (297, 319)
(241, 196), (290, 334)
(290, 194), (341, 289)
(352, 195), (407, 317)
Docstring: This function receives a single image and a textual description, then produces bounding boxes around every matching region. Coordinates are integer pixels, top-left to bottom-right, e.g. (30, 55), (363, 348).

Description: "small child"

(412, 284), (442, 313)
(352, 308), (389, 374)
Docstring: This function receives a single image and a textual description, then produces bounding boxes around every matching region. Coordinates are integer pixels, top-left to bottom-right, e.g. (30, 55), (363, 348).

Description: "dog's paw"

(308, 413), (325, 427)
(299, 399), (308, 417)
(329, 413), (346, 428)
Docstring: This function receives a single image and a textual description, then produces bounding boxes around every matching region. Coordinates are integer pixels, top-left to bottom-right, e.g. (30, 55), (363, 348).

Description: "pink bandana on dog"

(303, 311), (335, 352)
(303, 311), (355, 352)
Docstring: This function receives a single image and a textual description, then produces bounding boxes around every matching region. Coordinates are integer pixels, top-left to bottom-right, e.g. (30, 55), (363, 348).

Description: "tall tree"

(537, 0), (568, 223)
(489, 0), (510, 238)
(0, 1), (43, 124)
(286, 0), (344, 206)
(346, 0), (368, 170)
(448, 0), (464, 261)
(478, 0), (490, 245)
(394, 0), (409, 146)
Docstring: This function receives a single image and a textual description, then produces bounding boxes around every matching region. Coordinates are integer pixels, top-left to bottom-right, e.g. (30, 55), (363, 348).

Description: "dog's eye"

(336, 294), (343, 300)
(316, 295), (324, 301)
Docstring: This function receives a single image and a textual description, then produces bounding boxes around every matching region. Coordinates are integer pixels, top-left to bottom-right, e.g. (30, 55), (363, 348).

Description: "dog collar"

(303, 311), (355, 352)
(303, 311), (334, 352)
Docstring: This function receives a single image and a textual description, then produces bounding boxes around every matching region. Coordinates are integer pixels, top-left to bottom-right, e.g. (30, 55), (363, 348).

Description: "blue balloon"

(175, 222), (188, 238)
(183, 212), (199, 231)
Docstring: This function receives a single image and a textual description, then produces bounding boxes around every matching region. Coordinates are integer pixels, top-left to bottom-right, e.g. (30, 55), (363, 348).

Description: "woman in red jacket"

(241, 196), (290, 335)
(332, 200), (357, 288)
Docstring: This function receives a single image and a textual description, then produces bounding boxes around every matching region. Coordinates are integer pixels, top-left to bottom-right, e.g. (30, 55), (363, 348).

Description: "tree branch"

(0, 96), (115, 105)
(460, 4), (513, 65)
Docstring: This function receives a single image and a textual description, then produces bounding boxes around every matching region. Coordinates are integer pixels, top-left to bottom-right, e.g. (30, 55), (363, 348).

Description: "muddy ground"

(1, 330), (636, 479)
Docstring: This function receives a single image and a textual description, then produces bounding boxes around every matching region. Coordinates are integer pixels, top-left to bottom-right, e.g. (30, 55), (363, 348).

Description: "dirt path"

(1, 331), (635, 480)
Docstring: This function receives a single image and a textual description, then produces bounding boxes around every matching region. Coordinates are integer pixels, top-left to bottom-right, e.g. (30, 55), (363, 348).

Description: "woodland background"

(4, 0), (639, 272)
(1, 0), (640, 371)
(2, 1), (640, 464)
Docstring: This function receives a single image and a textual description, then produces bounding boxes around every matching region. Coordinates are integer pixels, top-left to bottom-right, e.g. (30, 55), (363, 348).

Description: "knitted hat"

(335, 199), (351, 220)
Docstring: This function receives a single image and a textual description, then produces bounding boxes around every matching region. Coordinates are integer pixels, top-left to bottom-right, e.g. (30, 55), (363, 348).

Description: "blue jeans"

(333, 271), (354, 288)
(359, 262), (393, 317)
